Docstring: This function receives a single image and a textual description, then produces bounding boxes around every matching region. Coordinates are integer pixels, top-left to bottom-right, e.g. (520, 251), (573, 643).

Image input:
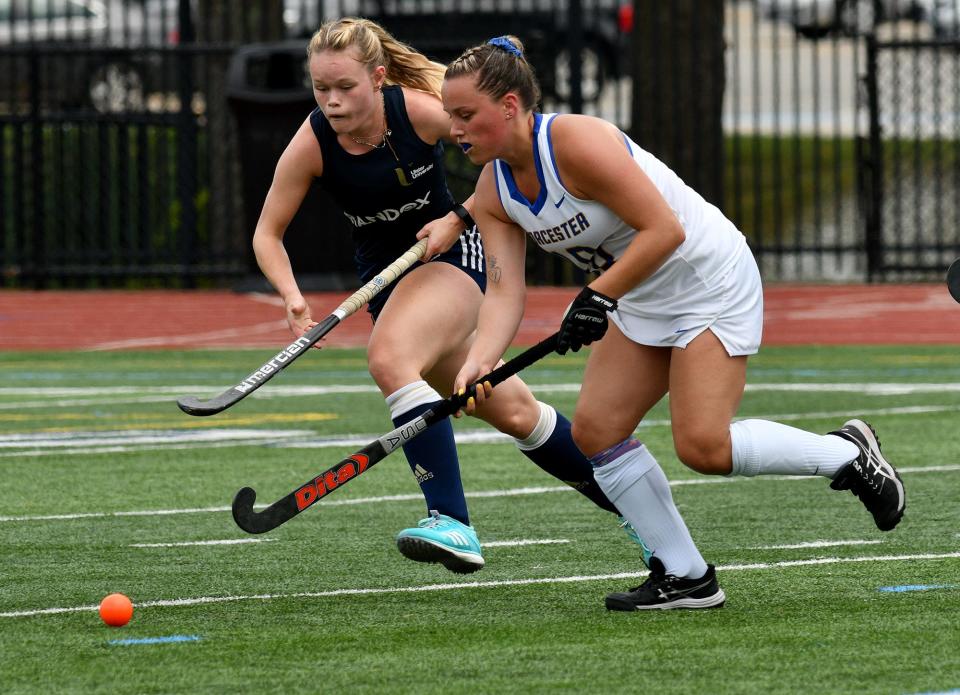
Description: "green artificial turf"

(0, 346), (958, 694)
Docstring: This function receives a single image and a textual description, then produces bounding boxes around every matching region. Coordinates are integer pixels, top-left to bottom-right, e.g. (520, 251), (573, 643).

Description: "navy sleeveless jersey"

(310, 85), (458, 274)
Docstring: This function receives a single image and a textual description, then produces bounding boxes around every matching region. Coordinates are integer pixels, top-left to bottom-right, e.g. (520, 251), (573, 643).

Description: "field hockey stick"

(176, 240), (427, 416)
(231, 332), (560, 534)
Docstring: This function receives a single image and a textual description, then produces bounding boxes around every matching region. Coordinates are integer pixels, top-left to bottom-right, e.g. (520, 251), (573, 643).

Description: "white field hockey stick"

(176, 239), (427, 416)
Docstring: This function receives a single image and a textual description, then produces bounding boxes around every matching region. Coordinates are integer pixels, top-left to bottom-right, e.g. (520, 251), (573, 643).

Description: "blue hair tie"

(487, 36), (522, 58)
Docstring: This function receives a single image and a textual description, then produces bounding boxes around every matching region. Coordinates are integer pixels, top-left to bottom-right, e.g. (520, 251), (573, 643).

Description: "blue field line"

(108, 635), (201, 646)
(906, 690), (960, 695)
(879, 584), (958, 593)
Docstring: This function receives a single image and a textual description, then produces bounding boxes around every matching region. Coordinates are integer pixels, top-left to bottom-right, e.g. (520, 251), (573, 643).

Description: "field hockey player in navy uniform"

(251, 18), (638, 576)
(446, 36), (905, 610)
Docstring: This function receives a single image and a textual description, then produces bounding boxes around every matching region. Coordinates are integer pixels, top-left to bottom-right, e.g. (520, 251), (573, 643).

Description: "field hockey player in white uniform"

(253, 19), (647, 578)
(443, 36), (906, 610)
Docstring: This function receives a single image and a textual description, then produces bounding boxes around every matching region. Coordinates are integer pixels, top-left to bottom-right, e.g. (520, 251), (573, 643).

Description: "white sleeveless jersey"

(493, 113), (749, 315)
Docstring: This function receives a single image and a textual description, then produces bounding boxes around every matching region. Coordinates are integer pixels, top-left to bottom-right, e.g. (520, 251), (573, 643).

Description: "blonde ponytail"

(308, 18), (445, 99)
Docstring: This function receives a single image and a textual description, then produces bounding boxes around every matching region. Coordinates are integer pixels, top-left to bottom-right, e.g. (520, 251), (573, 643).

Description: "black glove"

(556, 287), (618, 355)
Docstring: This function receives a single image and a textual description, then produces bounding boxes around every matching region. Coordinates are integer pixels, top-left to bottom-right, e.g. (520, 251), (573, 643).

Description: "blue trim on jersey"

(499, 112), (548, 215)
(493, 161), (505, 209)
(620, 130), (632, 153)
(546, 114), (567, 191)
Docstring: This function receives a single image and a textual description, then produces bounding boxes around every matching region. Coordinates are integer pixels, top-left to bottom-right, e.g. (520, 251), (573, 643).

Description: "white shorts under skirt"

(609, 248), (764, 357)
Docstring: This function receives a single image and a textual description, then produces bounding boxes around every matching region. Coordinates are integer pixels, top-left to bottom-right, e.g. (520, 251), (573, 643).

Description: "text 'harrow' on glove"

(556, 287), (618, 355)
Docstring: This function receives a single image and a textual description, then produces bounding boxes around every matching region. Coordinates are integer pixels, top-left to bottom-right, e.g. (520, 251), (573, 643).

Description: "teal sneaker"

(618, 515), (654, 569)
(396, 510), (485, 574)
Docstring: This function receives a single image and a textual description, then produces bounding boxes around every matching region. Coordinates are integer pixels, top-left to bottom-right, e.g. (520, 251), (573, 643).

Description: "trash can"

(227, 41), (356, 290)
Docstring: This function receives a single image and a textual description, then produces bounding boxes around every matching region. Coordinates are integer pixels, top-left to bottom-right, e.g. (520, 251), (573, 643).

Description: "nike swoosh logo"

(554, 194), (566, 208)
(659, 577), (714, 599)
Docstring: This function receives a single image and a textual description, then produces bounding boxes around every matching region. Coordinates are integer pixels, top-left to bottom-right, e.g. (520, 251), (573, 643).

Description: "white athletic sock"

(592, 441), (708, 579)
(729, 419), (859, 479)
(386, 380), (443, 418)
(514, 401), (555, 449)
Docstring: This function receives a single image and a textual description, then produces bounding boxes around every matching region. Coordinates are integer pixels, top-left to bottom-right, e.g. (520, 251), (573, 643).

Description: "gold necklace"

(347, 89), (407, 185)
(350, 91), (391, 149)
(350, 124), (402, 165)
(350, 129), (392, 148)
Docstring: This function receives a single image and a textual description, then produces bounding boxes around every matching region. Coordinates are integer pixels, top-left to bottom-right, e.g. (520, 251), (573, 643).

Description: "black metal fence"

(1, 1), (958, 288)
(718, 1), (959, 282)
(861, 35), (960, 280)
(0, 1), (281, 288)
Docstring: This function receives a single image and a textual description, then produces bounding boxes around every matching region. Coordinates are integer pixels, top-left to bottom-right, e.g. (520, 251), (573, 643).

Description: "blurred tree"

(631, 0), (725, 206)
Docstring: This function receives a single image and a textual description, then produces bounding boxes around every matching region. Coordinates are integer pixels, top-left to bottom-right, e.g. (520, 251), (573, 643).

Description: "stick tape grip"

(335, 239), (428, 316)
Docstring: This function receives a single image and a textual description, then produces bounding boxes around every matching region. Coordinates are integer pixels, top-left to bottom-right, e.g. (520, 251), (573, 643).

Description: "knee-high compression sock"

(729, 419), (859, 479)
(387, 381), (469, 524)
(591, 439), (708, 579)
(515, 403), (619, 514)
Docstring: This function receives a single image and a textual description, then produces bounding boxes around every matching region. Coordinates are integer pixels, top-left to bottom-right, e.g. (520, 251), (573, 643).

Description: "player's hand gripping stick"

(556, 287), (618, 355)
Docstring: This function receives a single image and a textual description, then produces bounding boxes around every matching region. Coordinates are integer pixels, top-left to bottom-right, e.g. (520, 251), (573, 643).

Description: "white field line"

(275, 404), (957, 449)
(3, 381), (960, 410)
(0, 486), (576, 523)
(0, 386), (243, 396)
(0, 395), (198, 410)
(0, 429), (314, 449)
(130, 537), (567, 550)
(744, 383), (960, 395)
(0, 439), (302, 458)
(3, 402), (956, 426)
(1, 465), (956, 524)
(0, 384), (379, 397)
(246, 292), (284, 307)
(85, 320), (288, 351)
(484, 539), (571, 548)
(3, 551), (959, 619)
(130, 539), (278, 548)
(751, 539), (884, 550)
(1, 403), (957, 458)
(5, 382), (960, 398)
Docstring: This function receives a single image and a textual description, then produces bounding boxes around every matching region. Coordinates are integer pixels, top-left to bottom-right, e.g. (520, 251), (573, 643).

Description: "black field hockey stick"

(231, 332), (560, 534)
(948, 258), (960, 303)
(177, 240), (427, 416)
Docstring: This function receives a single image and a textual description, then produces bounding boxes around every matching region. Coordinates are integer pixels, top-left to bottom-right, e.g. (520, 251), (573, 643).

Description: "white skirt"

(609, 246), (764, 357)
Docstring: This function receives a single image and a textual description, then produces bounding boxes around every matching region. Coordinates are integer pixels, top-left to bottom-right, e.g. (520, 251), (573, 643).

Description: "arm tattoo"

(486, 254), (503, 284)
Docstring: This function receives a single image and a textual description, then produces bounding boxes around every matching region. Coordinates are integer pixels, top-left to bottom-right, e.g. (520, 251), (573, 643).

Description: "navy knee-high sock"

(388, 382), (469, 525)
(516, 403), (619, 515)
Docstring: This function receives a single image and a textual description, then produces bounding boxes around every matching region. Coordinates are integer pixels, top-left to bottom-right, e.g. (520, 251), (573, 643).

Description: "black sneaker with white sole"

(605, 558), (726, 611)
(828, 419), (905, 531)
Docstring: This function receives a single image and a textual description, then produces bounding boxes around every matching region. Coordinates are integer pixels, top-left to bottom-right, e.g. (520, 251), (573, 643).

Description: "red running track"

(0, 284), (958, 351)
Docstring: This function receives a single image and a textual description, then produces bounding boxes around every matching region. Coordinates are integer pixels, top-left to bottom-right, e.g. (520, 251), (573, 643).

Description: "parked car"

(154, 0), (633, 103)
(757, 0), (923, 38)
(915, 0), (960, 37)
(326, 0), (633, 103)
(1, 0), (631, 113)
(0, 0), (170, 112)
